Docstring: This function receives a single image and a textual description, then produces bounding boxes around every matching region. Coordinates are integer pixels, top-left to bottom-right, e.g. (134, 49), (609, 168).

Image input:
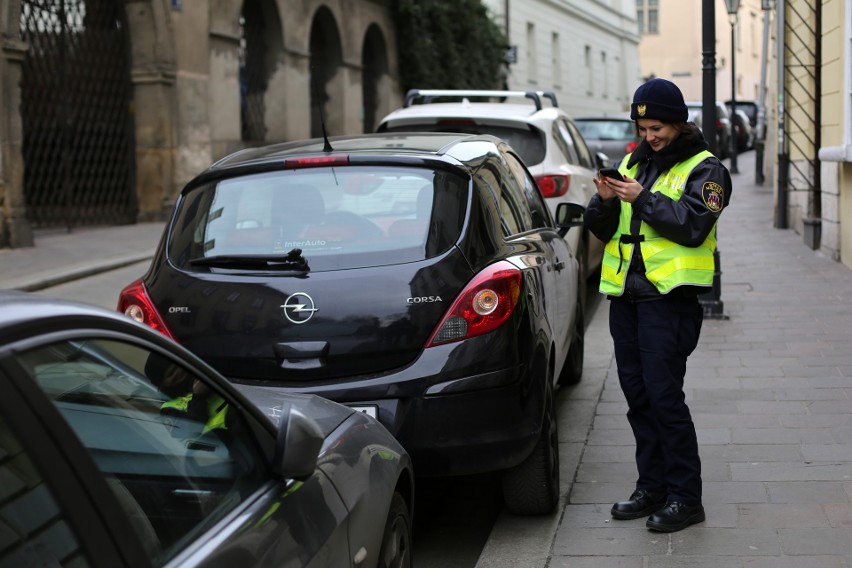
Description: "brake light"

(117, 278), (177, 340)
(624, 140), (639, 154)
(285, 155), (349, 169)
(426, 261), (522, 347)
(534, 174), (570, 198)
(715, 119), (723, 130)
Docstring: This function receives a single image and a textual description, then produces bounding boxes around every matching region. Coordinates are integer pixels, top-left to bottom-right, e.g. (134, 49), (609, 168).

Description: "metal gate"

(777, 0), (821, 231)
(19, 0), (137, 229)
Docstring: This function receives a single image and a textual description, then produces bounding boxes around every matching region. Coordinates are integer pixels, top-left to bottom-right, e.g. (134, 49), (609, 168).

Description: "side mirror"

(273, 403), (324, 479)
(555, 202), (586, 238)
(595, 152), (610, 170)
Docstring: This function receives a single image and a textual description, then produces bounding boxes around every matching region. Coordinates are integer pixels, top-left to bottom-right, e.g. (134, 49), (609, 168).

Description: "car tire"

(378, 492), (412, 568)
(557, 299), (585, 385)
(501, 389), (559, 515)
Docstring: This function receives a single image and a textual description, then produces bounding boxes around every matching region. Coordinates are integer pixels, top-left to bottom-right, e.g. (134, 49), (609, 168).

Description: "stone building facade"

(0, 0), (399, 248)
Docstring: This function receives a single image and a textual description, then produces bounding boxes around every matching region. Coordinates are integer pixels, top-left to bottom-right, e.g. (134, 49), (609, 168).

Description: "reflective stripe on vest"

(599, 150), (717, 296)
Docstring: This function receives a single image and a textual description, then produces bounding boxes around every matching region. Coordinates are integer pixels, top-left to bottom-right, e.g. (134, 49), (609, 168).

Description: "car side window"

(564, 119), (595, 170)
(0, 414), (93, 567)
(475, 165), (517, 237)
(551, 119), (579, 165)
(505, 153), (551, 229)
(494, 159), (534, 236)
(13, 339), (270, 567)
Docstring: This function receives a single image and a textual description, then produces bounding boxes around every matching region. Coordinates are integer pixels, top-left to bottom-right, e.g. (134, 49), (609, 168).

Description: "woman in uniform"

(584, 78), (732, 533)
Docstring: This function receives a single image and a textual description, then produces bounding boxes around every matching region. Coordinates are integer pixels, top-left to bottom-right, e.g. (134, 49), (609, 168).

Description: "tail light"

(426, 261), (522, 347)
(117, 278), (177, 340)
(624, 140), (639, 154)
(534, 174), (570, 198)
(715, 119), (724, 130)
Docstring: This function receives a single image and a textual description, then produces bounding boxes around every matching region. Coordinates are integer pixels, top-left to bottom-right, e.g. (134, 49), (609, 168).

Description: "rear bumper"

(231, 334), (549, 477)
(352, 365), (545, 477)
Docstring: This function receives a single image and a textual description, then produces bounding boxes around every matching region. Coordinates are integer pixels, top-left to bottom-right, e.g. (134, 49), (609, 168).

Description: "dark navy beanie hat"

(630, 78), (688, 123)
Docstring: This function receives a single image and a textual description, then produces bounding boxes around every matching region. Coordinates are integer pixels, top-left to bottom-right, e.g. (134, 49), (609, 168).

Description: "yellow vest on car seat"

(599, 150), (717, 296)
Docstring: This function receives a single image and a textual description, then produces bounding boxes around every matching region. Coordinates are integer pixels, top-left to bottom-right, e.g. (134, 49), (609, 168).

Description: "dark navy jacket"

(585, 125), (733, 301)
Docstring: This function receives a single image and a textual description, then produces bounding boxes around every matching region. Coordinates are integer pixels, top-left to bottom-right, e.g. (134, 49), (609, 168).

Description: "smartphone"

(599, 167), (625, 182)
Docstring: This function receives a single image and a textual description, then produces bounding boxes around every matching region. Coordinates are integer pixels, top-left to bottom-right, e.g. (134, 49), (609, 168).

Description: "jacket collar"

(626, 123), (709, 171)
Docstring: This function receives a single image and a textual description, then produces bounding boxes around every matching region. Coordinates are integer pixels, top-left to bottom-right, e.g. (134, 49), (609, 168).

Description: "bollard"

(698, 249), (727, 320)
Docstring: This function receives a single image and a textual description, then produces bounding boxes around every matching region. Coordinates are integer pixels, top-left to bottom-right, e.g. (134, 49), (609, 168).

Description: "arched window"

(240, 0), (282, 142)
(361, 25), (389, 133)
(309, 7), (343, 138)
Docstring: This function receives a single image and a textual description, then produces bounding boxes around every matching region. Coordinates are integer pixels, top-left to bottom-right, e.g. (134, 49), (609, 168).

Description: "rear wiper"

(189, 248), (310, 271)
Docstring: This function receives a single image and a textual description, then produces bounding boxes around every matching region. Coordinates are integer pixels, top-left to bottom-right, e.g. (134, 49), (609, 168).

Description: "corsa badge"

(638, 104), (647, 117)
(702, 181), (724, 212)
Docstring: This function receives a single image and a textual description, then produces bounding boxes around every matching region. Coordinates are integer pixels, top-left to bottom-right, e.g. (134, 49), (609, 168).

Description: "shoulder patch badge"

(702, 181), (724, 212)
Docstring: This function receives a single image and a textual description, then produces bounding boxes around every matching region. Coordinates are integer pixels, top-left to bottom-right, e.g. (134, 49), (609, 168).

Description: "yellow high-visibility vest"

(161, 393), (229, 433)
(599, 150), (717, 296)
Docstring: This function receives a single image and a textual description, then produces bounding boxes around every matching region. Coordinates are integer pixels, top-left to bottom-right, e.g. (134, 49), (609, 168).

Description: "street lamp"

(725, 0), (740, 174)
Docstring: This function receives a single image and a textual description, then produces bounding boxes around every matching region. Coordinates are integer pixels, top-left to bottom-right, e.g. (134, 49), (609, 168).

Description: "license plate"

(349, 405), (378, 419)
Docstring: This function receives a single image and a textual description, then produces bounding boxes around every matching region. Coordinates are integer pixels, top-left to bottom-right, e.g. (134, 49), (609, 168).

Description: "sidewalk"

(0, 222), (165, 291)
(479, 149), (852, 567)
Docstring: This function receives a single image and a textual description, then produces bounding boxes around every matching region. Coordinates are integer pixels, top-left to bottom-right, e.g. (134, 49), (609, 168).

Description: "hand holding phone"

(599, 167), (625, 182)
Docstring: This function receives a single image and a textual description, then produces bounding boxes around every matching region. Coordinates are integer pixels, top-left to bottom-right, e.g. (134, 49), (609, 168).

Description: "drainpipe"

(755, 0), (773, 185)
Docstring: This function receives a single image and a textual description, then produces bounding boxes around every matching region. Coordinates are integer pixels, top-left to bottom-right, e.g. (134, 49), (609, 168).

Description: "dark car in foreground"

(0, 290), (413, 567)
(118, 131), (586, 515)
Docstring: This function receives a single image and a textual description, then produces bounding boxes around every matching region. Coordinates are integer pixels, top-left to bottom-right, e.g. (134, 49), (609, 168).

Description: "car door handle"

(554, 260), (565, 271)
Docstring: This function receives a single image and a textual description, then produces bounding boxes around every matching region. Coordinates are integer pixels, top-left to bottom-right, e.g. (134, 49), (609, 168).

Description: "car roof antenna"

(320, 109), (334, 153)
(311, 66), (334, 153)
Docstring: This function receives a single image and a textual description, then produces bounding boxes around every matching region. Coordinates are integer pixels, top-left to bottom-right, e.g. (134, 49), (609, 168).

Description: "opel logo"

(282, 292), (318, 324)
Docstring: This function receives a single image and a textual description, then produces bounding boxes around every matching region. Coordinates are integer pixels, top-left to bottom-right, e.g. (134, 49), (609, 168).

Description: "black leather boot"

(646, 501), (705, 532)
(610, 489), (667, 520)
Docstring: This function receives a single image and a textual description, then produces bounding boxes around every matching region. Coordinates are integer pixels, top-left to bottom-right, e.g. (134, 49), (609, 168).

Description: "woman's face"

(636, 119), (679, 152)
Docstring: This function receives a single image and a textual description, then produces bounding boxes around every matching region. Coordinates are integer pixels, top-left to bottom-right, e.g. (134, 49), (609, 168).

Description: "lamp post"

(725, 0), (740, 174)
(699, 0), (725, 319)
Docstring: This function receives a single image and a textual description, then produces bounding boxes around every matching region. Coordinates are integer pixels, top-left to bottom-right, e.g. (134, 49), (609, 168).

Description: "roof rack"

(403, 89), (559, 111)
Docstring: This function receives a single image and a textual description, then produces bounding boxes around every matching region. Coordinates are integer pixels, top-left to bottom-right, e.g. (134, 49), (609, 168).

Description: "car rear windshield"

(576, 120), (636, 141)
(382, 123), (546, 167)
(167, 166), (467, 272)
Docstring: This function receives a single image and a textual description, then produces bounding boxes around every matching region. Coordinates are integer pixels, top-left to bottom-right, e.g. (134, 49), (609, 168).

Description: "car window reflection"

(14, 339), (268, 566)
(0, 414), (93, 567)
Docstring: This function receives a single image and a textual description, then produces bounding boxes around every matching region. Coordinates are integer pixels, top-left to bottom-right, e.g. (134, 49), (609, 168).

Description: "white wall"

(483, 0), (642, 118)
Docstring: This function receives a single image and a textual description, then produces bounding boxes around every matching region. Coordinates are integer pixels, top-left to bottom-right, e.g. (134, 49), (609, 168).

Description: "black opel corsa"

(119, 132), (586, 515)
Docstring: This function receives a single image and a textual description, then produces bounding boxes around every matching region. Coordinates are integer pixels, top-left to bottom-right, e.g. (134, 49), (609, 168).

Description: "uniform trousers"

(609, 294), (703, 505)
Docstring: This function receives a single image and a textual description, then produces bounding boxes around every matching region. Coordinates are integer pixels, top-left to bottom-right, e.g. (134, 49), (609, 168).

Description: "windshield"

(576, 120), (636, 141)
(168, 166), (468, 272)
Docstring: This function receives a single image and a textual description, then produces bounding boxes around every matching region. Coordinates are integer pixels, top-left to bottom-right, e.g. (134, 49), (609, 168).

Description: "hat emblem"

(638, 104), (647, 117)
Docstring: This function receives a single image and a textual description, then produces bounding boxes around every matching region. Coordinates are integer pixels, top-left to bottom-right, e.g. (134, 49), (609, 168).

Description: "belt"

(617, 234), (645, 274)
